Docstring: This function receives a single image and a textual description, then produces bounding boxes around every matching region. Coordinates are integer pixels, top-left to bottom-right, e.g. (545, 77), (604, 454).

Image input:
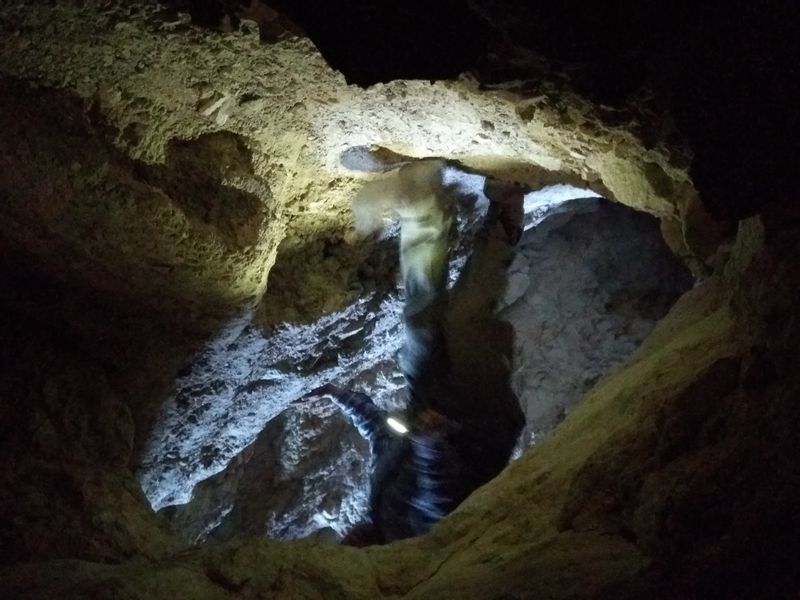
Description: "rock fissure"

(406, 516), (508, 595)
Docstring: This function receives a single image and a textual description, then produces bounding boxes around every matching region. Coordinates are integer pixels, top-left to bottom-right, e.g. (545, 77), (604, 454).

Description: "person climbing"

(303, 163), (527, 545)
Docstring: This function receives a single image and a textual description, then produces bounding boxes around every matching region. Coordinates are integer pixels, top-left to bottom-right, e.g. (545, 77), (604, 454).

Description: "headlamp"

(386, 416), (409, 434)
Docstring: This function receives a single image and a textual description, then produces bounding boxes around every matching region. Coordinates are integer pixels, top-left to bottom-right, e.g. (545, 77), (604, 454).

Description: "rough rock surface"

(151, 195), (690, 544)
(507, 199), (693, 443)
(2, 211), (798, 600)
(1, 0), (797, 598)
(0, 320), (176, 565)
(0, 0), (709, 330)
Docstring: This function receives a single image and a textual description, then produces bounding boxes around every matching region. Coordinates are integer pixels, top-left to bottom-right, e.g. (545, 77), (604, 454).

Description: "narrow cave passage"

(137, 170), (692, 545)
(2, 1), (797, 596)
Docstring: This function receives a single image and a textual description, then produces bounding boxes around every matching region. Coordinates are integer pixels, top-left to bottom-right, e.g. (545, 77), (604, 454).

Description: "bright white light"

(386, 416), (409, 434)
(137, 295), (405, 512)
(524, 183), (601, 207)
(523, 184), (602, 229)
(440, 170), (602, 233)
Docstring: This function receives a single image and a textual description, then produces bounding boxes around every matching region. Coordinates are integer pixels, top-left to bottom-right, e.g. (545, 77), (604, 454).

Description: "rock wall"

(0, 320), (176, 564)
(506, 199), (693, 443)
(1, 0), (797, 598)
(150, 195), (691, 545)
(2, 210), (797, 599)
(0, 1), (710, 330)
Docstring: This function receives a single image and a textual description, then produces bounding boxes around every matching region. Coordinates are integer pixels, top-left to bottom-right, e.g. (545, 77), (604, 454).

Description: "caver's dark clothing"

(331, 391), (462, 541)
(334, 187), (525, 544)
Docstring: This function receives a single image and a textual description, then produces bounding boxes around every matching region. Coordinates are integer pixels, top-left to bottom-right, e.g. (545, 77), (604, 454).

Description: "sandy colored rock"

(1, 1), (797, 599)
(0, 0), (714, 327)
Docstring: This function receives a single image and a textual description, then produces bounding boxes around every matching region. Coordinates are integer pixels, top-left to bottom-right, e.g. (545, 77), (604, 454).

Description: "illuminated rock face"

(0, 1), (797, 599)
(0, 1), (707, 330)
(506, 199), (694, 444)
(149, 196), (691, 545)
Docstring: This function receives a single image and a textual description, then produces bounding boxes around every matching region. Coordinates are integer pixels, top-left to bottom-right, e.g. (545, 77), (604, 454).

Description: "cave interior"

(0, 1), (798, 599)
